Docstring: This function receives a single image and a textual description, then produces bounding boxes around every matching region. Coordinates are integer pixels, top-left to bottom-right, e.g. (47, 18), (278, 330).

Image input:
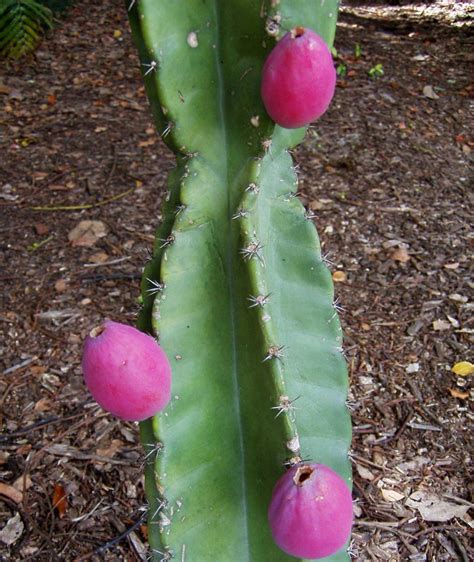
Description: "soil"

(0, 1), (472, 560)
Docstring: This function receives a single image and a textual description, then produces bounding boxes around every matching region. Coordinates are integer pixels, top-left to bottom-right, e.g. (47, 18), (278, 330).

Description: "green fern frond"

(0, 0), (53, 59)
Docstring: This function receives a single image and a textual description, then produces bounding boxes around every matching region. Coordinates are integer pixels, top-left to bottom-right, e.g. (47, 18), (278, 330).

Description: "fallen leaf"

(0, 513), (24, 546)
(412, 54), (429, 62)
(34, 397), (54, 412)
(332, 270), (347, 283)
(449, 293), (468, 303)
(68, 220), (107, 247)
(52, 483), (68, 518)
(444, 262), (459, 270)
(451, 361), (474, 376)
(396, 456), (431, 473)
(423, 85), (440, 100)
(391, 247), (410, 262)
(356, 464), (375, 481)
(113, 29), (122, 38)
(446, 315), (459, 328)
(33, 223), (49, 236)
(87, 251), (109, 264)
(406, 491), (469, 522)
(0, 84), (13, 95)
(382, 489), (405, 502)
(449, 388), (469, 399)
(0, 452), (10, 465)
(138, 138), (156, 148)
(54, 279), (68, 293)
(432, 319), (451, 331)
(47, 94), (57, 105)
(96, 439), (124, 458)
(0, 483), (23, 504)
(13, 475), (32, 494)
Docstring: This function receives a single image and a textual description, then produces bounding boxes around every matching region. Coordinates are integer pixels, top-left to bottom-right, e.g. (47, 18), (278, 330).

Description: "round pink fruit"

(268, 463), (353, 559)
(261, 27), (336, 129)
(82, 320), (171, 421)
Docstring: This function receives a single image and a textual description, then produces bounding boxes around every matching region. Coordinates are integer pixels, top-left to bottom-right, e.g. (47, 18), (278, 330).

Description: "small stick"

(31, 186), (135, 211)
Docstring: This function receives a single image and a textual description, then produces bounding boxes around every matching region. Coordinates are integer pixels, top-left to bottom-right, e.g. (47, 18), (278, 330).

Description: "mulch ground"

(0, 1), (472, 560)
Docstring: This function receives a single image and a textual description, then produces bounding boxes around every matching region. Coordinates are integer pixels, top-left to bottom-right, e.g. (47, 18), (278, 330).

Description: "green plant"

(38, 0), (74, 14)
(127, 1), (351, 560)
(368, 63), (384, 79)
(354, 42), (361, 59)
(336, 63), (347, 77)
(0, 0), (53, 59)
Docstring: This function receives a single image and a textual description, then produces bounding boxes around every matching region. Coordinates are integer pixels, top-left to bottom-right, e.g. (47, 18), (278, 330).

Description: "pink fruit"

(82, 320), (171, 421)
(268, 463), (353, 559)
(261, 27), (336, 129)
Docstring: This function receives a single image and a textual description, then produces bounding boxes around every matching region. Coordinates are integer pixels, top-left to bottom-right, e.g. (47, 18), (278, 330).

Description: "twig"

(3, 356), (38, 375)
(79, 272), (141, 282)
(415, 524), (466, 538)
(104, 145), (118, 186)
(83, 257), (131, 268)
(30, 186), (134, 211)
(75, 512), (147, 560)
(354, 520), (415, 538)
(0, 414), (84, 441)
(448, 531), (469, 562)
(378, 408), (413, 444)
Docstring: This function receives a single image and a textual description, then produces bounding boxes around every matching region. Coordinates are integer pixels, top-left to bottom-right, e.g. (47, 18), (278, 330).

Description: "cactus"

(126, 1), (351, 561)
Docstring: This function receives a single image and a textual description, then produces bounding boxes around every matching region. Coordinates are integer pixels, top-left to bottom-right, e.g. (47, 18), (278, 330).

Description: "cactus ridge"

(128, 1), (349, 561)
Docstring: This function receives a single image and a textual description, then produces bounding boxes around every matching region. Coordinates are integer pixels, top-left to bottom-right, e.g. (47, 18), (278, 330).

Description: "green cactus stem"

(128, 1), (351, 561)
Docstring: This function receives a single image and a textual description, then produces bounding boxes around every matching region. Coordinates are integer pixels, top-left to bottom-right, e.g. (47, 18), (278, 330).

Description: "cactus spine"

(128, 1), (351, 561)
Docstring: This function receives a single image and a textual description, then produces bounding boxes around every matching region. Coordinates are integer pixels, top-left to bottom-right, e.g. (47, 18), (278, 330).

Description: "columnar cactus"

(127, 1), (351, 561)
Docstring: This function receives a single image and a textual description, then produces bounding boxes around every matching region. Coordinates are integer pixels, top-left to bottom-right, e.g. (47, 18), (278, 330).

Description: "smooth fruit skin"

(261, 27), (336, 129)
(268, 463), (353, 559)
(82, 320), (171, 421)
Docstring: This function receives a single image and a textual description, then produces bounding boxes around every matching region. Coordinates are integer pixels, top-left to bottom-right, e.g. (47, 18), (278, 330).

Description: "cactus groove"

(128, 1), (351, 561)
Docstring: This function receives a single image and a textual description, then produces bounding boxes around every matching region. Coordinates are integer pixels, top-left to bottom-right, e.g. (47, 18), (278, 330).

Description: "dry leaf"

(449, 388), (469, 399)
(451, 361), (474, 376)
(356, 464), (375, 481)
(96, 439), (124, 458)
(446, 315), (459, 328)
(54, 279), (68, 293)
(432, 319), (451, 331)
(391, 247), (410, 262)
(0, 513), (24, 546)
(406, 491), (469, 522)
(68, 220), (107, 247)
(382, 489), (405, 502)
(332, 271), (347, 283)
(0, 483), (23, 504)
(34, 223), (49, 236)
(443, 262), (459, 270)
(423, 85), (439, 100)
(0, 452), (10, 465)
(13, 475), (32, 494)
(34, 397), (54, 412)
(88, 251), (109, 264)
(52, 483), (68, 518)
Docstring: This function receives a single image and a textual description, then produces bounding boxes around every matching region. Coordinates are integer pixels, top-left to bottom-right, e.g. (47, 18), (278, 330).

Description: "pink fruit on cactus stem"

(268, 463), (353, 559)
(82, 320), (171, 421)
(261, 27), (336, 129)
